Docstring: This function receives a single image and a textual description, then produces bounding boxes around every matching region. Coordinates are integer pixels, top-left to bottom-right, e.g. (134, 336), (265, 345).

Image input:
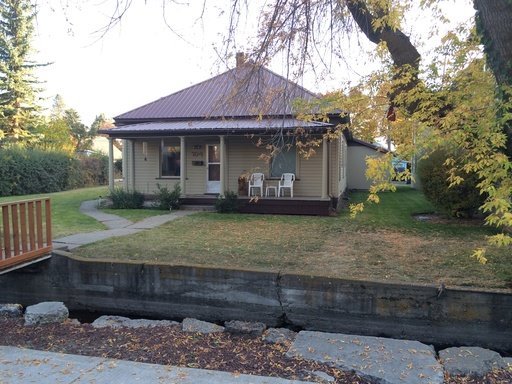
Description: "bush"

(153, 183), (181, 210)
(68, 154), (109, 189)
(0, 148), (71, 196)
(109, 188), (145, 209)
(215, 191), (239, 213)
(417, 148), (485, 218)
(0, 148), (110, 196)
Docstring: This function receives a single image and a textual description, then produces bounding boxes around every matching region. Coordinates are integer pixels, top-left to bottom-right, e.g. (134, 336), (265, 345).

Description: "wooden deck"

(0, 198), (53, 272)
(180, 195), (335, 216)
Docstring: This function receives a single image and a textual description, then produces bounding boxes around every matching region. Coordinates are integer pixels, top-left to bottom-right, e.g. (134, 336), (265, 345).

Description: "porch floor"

(180, 195), (335, 216)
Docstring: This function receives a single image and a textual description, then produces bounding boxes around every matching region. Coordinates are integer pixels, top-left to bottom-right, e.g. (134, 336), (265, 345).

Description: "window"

(161, 141), (180, 177)
(270, 140), (296, 178)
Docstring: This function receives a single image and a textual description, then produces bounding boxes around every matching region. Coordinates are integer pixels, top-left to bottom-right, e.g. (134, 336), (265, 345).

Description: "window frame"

(160, 139), (181, 178)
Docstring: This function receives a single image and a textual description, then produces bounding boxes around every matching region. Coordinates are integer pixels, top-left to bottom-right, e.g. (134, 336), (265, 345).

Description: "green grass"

(102, 208), (169, 222)
(0, 187), (109, 238)
(74, 187), (512, 290)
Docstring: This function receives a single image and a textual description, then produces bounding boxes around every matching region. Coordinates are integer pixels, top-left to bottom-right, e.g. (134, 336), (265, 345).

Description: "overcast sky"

(32, 1), (475, 126)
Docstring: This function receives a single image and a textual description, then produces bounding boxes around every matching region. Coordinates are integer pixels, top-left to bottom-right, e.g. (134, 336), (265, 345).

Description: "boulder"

(224, 320), (266, 336)
(439, 347), (507, 377)
(262, 328), (297, 345)
(182, 318), (224, 334)
(24, 302), (68, 326)
(92, 315), (178, 329)
(0, 304), (23, 317)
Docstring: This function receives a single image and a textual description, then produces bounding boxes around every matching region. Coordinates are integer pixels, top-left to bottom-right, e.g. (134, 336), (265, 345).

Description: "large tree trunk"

(474, 0), (512, 156)
(474, 0), (512, 86)
(345, 0), (421, 114)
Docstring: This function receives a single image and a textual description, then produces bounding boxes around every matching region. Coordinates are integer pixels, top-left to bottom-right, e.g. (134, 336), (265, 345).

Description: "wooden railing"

(0, 198), (52, 270)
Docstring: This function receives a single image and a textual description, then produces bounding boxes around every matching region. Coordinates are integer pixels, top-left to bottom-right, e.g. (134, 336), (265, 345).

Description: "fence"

(0, 198), (52, 270)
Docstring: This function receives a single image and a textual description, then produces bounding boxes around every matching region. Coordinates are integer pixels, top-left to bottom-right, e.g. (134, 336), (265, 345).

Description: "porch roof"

(99, 118), (333, 138)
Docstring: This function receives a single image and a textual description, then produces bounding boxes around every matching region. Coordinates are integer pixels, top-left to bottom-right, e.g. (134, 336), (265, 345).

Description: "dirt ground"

(0, 316), (510, 384)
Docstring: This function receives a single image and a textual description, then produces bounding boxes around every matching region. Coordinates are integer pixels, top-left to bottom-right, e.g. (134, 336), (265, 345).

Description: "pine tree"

(0, 0), (43, 144)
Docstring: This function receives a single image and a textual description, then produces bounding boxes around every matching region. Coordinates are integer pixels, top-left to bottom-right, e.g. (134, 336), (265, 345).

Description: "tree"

(0, 0), (44, 145)
(65, 108), (93, 152)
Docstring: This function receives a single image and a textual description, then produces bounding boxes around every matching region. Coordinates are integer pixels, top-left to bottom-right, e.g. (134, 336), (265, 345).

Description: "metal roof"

(101, 118), (333, 137)
(114, 64), (318, 123)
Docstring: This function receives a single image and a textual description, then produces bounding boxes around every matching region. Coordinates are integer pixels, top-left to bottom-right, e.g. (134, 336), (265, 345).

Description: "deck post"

(180, 136), (186, 195)
(108, 138), (115, 191)
(219, 135), (226, 195)
(322, 137), (328, 199)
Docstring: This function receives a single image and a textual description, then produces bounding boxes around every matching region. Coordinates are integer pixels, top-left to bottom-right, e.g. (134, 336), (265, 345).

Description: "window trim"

(160, 139), (181, 178)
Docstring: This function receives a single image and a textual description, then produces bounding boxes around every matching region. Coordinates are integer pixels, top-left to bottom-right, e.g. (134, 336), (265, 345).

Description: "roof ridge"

(258, 65), (318, 99)
(114, 67), (236, 119)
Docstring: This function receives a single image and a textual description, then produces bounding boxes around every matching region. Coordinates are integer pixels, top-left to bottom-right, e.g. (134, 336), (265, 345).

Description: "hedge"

(0, 148), (109, 197)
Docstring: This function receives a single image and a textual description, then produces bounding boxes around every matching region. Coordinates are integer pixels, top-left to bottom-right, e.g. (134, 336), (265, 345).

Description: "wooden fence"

(0, 198), (52, 270)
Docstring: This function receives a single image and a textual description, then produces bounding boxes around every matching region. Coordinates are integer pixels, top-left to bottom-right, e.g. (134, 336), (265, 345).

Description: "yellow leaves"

(349, 202), (365, 219)
(471, 248), (488, 265)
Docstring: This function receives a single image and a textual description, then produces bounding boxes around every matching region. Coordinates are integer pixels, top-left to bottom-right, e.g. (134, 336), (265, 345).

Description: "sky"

(32, 0), (476, 126)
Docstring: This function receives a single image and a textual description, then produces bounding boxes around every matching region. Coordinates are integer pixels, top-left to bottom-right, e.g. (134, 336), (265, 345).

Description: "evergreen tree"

(0, 0), (43, 145)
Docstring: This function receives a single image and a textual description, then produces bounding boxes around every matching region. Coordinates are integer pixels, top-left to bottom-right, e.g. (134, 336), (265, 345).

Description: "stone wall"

(1, 252), (510, 352)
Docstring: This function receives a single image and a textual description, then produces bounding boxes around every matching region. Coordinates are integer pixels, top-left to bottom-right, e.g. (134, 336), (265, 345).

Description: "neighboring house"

(91, 136), (122, 160)
(100, 54), (384, 215)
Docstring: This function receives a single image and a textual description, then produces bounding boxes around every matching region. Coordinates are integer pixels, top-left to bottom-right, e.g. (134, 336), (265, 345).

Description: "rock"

(308, 370), (335, 383)
(92, 315), (178, 329)
(287, 330), (444, 384)
(224, 320), (266, 336)
(0, 304), (23, 317)
(504, 357), (512, 369)
(262, 328), (297, 345)
(439, 347), (506, 377)
(66, 318), (81, 326)
(182, 318), (224, 334)
(24, 302), (69, 326)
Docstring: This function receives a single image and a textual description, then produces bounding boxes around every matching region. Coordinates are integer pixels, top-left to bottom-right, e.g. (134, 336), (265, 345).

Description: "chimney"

(236, 52), (246, 68)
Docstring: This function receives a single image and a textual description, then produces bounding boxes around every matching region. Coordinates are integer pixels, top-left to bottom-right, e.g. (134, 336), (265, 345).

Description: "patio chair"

(248, 172), (265, 197)
(278, 173), (295, 198)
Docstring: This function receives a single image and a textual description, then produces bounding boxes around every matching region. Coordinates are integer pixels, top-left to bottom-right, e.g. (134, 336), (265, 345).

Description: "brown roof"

(114, 64), (318, 124)
(103, 119), (332, 138)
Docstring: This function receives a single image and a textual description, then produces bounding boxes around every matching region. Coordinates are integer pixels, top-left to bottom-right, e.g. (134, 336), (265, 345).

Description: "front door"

(206, 144), (221, 194)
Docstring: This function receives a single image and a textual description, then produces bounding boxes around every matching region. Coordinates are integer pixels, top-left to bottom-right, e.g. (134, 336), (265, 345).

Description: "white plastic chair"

(278, 173), (295, 197)
(248, 173), (265, 197)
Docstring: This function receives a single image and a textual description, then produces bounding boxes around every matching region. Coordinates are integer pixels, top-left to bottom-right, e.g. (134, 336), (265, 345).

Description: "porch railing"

(0, 198), (52, 270)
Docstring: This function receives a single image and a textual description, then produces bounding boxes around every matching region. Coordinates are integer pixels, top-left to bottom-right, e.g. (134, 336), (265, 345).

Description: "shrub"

(417, 148), (486, 218)
(0, 148), (71, 196)
(109, 188), (144, 209)
(153, 183), (181, 210)
(215, 191), (239, 213)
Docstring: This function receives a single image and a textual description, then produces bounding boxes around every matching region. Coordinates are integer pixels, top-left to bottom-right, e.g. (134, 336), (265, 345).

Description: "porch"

(179, 195), (336, 216)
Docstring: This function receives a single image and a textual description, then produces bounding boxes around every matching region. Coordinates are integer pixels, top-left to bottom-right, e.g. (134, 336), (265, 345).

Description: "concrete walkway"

(0, 346), (310, 384)
(53, 200), (195, 250)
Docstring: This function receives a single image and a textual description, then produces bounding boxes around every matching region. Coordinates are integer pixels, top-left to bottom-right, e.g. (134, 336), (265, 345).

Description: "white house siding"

(125, 135), (344, 197)
(347, 145), (383, 190)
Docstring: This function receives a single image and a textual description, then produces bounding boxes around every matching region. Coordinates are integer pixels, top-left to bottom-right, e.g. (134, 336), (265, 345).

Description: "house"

(100, 54), (384, 215)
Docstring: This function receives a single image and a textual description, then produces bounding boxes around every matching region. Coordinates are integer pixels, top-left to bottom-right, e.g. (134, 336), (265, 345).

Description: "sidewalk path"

(53, 201), (195, 250)
(0, 346), (310, 384)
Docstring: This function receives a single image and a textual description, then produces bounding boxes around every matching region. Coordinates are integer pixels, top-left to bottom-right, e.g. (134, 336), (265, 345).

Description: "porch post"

(122, 139), (128, 191)
(129, 139), (135, 191)
(219, 135), (226, 195)
(180, 136), (186, 195)
(322, 137), (328, 199)
(108, 138), (115, 191)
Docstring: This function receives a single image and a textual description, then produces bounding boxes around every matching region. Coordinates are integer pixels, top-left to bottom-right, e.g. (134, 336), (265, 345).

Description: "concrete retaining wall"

(1, 252), (510, 352)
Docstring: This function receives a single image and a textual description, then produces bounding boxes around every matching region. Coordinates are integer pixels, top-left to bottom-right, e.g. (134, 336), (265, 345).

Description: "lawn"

(0, 187), (167, 238)
(0, 187), (109, 238)
(74, 187), (512, 290)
